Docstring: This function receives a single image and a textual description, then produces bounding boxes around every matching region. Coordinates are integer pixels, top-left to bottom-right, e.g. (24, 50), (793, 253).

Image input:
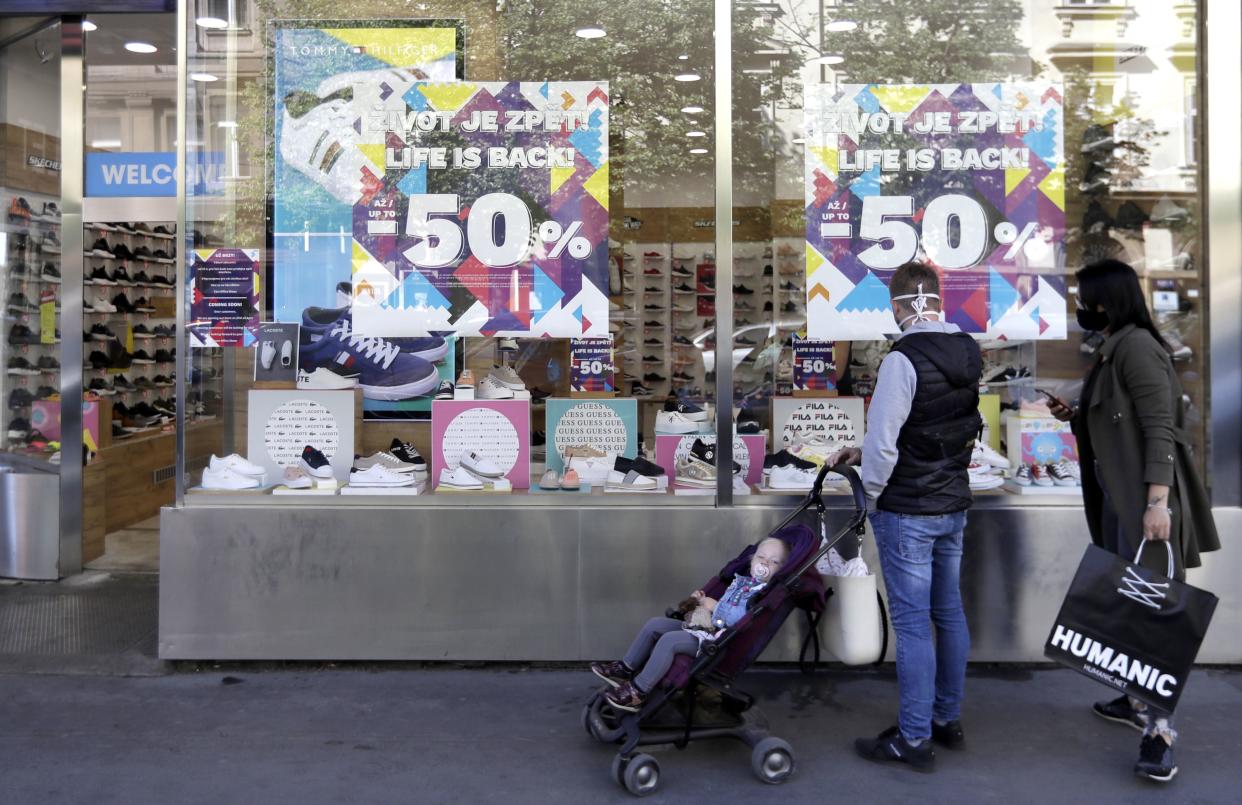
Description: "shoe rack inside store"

(3, 192), (62, 459)
(82, 220), (222, 536)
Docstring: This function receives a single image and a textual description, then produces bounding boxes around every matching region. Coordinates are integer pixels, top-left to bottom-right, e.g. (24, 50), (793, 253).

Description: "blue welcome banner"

(86, 151), (225, 197)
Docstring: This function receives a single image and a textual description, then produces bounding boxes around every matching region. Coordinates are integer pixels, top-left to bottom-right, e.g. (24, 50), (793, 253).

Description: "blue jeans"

(870, 509), (970, 743)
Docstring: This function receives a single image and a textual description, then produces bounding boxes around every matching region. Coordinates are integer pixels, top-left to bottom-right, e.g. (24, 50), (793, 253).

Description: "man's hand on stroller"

(827, 446), (862, 467)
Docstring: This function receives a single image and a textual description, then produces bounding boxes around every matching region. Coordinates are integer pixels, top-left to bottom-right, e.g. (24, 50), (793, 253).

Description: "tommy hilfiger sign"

(1044, 544), (1217, 712)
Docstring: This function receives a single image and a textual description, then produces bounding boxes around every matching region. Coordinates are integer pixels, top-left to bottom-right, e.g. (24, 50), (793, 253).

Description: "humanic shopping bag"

(1045, 542), (1217, 712)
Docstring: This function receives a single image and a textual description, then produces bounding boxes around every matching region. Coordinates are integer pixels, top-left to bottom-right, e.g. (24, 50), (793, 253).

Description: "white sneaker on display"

(297, 367), (359, 390)
(282, 466), (313, 489)
(260, 341), (276, 370)
(201, 466), (261, 490)
(654, 410), (700, 434)
(476, 375), (514, 400)
(279, 96), (376, 205)
(349, 464), (416, 488)
(491, 365), (525, 390)
(971, 441), (1010, 470)
(606, 469), (658, 491)
(209, 453), (266, 479)
(459, 450), (504, 478)
(353, 451), (418, 474)
(767, 463), (818, 490)
(439, 465), (484, 490)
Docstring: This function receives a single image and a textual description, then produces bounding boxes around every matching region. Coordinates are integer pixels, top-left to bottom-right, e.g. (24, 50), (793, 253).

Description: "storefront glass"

(178, 0), (1209, 505)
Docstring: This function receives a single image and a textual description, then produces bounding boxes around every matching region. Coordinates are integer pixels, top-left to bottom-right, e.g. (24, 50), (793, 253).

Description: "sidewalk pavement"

(2, 664), (1239, 804)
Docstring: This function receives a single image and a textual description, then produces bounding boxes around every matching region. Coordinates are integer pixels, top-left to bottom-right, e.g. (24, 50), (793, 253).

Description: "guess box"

(431, 399), (531, 489)
(654, 433), (766, 486)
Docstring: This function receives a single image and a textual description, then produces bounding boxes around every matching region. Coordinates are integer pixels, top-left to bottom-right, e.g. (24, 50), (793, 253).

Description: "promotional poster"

(804, 82), (1066, 341)
(348, 79), (611, 339)
(271, 22), (461, 323)
(187, 248), (261, 348)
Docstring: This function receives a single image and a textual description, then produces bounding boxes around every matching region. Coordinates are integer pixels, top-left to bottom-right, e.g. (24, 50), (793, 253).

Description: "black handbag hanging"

(1045, 541), (1218, 712)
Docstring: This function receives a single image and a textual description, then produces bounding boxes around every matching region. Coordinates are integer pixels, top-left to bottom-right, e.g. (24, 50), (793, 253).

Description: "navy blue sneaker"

(298, 308), (439, 400)
(388, 335), (449, 362)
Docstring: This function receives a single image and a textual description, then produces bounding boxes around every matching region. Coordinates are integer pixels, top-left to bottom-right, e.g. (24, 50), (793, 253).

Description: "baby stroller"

(582, 463), (868, 796)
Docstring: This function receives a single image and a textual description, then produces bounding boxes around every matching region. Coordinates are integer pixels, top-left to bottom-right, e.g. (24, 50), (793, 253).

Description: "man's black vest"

(876, 331), (983, 515)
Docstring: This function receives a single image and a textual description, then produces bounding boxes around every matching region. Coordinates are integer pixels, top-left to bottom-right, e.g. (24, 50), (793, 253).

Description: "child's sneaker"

(1049, 459), (1079, 487)
(1032, 463), (1054, 487)
(605, 680), (646, 712)
(590, 660), (631, 688)
(1014, 463), (1033, 486)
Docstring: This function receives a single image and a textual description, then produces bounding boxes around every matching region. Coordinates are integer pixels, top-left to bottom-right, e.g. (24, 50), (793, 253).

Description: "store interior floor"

(85, 515), (160, 573)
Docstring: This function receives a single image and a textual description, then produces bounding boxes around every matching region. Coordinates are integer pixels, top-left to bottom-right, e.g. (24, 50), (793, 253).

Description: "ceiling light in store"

(82, 21), (97, 32)
(125, 42), (157, 54)
(196, 17), (228, 29)
(575, 27), (606, 39)
(190, 73), (218, 82)
(826, 20), (859, 33)
(674, 73), (701, 82)
(811, 54), (845, 66)
(217, 120), (238, 128)
(681, 106), (704, 114)
(689, 148), (708, 155)
(90, 139), (121, 148)
(677, 54), (689, 61)
(791, 137), (805, 144)
(686, 131), (706, 138)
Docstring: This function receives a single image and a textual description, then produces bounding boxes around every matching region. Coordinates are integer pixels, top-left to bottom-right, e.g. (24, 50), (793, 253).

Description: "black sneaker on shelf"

(672, 370), (694, 383)
(131, 350), (156, 365)
(152, 249), (173, 263)
(132, 245), (154, 261)
(643, 337), (663, 346)
(763, 301), (774, 312)
(763, 449), (817, 473)
(674, 282), (696, 293)
(643, 372), (667, 383)
(781, 301), (800, 313)
(1135, 734), (1178, 783)
(34, 385), (57, 400)
(87, 350), (112, 369)
(7, 417), (31, 439)
(111, 267), (133, 286)
(8, 388), (33, 410)
(113, 374), (135, 391)
(132, 270), (154, 286)
(132, 323), (153, 338)
(673, 334), (693, 347)
(112, 243), (134, 261)
(134, 376), (155, 390)
(643, 319), (662, 328)
(388, 438), (428, 472)
(732, 284), (754, 295)
(763, 264), (773, 276)
(134, 297), (156, 313)
(89, 238), (114, 259)
(115, 222), (137, 235)
(40, 263), (61, 282)
(152, 225), (173, 237)
(7, 356), (41, 376)
(300, 444), (332, 476)
(690, 437), (741, 474)
(154, 349), (174, 364)
(630, 381), (653, 396)
(133, 222), (154, 237)
(87, 266), (115, 285)
(153, 324), (172, 338)
(153, 375), (175, 387)
(87, 378), (115, 396)
(614, 455), (666, 477)
(7, 293), (38, 314)
(664, 399), (706, 419)
(8, 324), (36, 345)
(111, 293), (135, 314)
(89, 324), (115, 341)
(671, 265), (693, 277)
(36, 355), (59, 372)
(855, 726), (935, 773)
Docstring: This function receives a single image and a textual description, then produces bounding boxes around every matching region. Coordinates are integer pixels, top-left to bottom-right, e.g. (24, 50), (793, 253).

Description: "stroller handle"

(812, 461), (866, 514)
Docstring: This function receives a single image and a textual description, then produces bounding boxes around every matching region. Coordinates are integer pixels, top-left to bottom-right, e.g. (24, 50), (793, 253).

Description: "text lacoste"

(1049, 624), (1178, 697)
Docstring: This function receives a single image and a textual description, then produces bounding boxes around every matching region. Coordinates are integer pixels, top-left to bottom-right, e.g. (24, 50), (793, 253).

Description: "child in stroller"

(591, 537), (790, 712)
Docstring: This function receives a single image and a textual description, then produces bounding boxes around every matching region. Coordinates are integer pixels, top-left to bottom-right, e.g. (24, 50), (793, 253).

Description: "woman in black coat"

(1048, 259), (1220, 784)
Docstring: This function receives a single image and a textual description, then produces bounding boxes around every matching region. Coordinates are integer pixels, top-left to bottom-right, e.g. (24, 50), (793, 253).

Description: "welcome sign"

(85, 151), (226, 197)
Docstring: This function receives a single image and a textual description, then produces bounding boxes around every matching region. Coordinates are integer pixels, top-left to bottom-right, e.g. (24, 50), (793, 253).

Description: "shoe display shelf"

(3, 190), (62, 457)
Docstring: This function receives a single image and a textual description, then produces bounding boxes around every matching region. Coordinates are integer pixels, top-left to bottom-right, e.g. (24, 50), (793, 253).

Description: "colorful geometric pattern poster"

(804, 83), (1066, 341)
(272, 23), (459, 324)
(349, 80), (610, 338)
(188, 248), (261, 348)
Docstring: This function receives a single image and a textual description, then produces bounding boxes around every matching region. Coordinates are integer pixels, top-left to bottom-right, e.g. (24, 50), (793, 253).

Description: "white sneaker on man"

(460, 450), (504, 478)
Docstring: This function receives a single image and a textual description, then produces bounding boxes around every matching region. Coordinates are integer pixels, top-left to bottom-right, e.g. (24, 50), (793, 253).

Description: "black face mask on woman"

(1076, 308), (1110, 332)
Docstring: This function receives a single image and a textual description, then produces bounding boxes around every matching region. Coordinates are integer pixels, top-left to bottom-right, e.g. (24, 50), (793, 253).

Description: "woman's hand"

(1142, 506), (1171, 541)
(699, 596), (718, 611)
(1046, 395), (1075, 422)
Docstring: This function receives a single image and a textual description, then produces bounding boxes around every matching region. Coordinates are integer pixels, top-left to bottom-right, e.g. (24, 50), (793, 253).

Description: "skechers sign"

(85, 151), (225, 197)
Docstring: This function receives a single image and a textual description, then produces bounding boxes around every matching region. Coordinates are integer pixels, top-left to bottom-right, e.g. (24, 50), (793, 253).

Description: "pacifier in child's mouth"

(752, 562), (770, 581)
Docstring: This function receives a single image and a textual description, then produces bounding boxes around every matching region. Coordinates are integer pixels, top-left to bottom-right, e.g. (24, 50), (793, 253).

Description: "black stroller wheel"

(610, 753), (627, 786)
(751, 737), (795, 784)
(622, 753), (661, 796)
(582, 703), (593, 737)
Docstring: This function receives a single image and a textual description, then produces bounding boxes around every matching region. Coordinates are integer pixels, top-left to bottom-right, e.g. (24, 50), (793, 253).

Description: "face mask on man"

(1076, 307), (1109, 332)
(890, 282), (942, 330)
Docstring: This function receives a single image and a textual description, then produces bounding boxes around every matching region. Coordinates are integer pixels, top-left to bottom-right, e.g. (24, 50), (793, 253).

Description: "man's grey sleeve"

(861, 351), (917, 501)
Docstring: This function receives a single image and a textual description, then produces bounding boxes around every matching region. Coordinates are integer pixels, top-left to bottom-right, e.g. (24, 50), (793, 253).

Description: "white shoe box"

(340, 480), (427, 495)
(454, 388), (475, 400)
